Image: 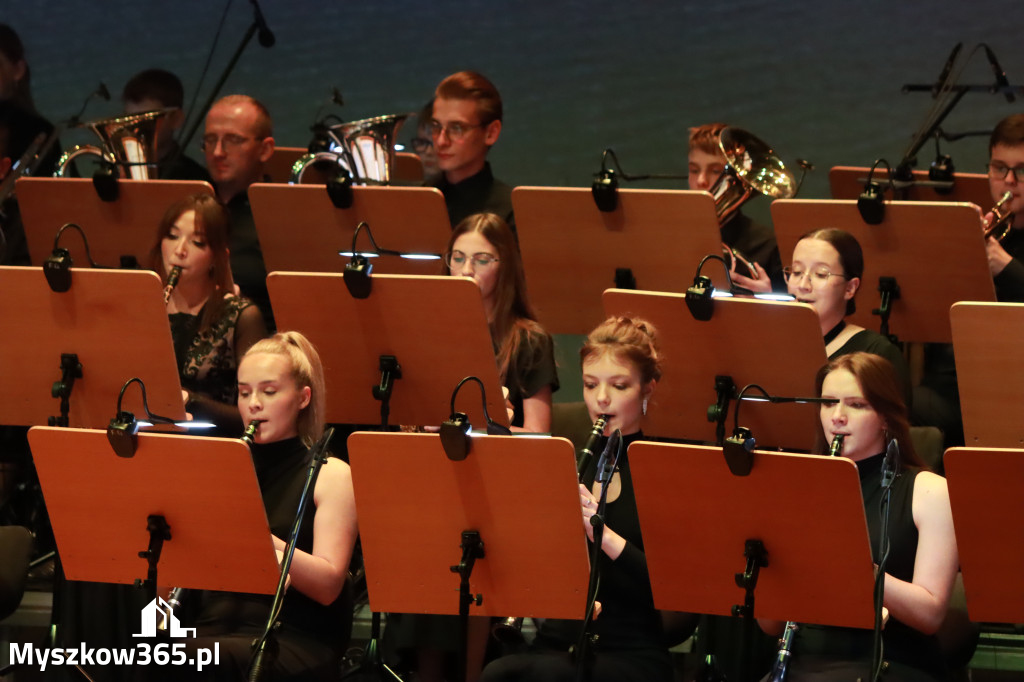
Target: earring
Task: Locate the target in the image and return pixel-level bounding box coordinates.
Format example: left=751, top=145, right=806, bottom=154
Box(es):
left=642, top=397, right=648, bottom=416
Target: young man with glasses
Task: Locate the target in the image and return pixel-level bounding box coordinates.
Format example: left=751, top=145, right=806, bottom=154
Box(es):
left=427, top=71, right=514, bottom=232
left=202, top=94, right=275, bottom=328
left=985, top=113, right=1024, bottom=301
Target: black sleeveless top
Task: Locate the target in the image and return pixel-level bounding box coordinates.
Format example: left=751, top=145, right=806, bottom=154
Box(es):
left=794, top=453, right=944, bottom=678
left=198, top=437, right=352, bottom=649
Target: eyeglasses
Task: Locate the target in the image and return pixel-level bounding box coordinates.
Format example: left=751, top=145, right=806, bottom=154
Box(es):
left=428, top=120, right=485, bottom=142
left=782, top=266, right=847, bottom=284
left=987, top=162, right=1024, bottom=182
left=410, top=136, right=433, bottom=153
left=444, top=251, right=500, bottom=269
left=200, top=134, right=264, bottom=152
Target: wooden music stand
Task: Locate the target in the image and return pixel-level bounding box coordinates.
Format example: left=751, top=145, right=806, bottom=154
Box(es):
left=249, top=183, right=450, bottom=277
left=772, top=199, right=995, bottom=343
left=393, top=151, right=425, bottom=183
left=829, top=166, right=992, bottom=208
left=950, top=302, right=1024, bottom=447
left=0, top=267, right=184, bottom=427
left=944, top=446, right=1024, bottom=623
left=28, top=427, right=279, bottom=594
left=263, top=146, right=305, bottom=184
left=602, top=289, right=826, bottom=449
left=629, top=441, right=875, bottom=626
left=16, top=177, right=214, bottom=266
left=347, top=431, right=588, bottom=618
left=513, top=187, right=724, bottom=335
left=267, top=272, right=508, bottom=428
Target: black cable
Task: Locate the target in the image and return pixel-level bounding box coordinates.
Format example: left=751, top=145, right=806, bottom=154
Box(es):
left=693, top=253, right=735, bottom=292
left=181, top=0, right=235, bottom=146
left=53, top=223, right=100, bottom=268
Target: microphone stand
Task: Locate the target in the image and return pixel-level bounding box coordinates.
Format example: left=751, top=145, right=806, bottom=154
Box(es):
left=574, top=430, right=622, bottom=682
left=178, top=0, right=275, bottom=155
left=247, top=427, right=334, bottom=682
left=868, top=440, right=900, bottom=682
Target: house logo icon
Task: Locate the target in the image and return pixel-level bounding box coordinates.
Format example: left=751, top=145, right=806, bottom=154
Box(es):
left=133, top=597, right=196, bottom=638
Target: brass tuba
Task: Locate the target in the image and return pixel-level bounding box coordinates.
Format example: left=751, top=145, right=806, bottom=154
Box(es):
left=54, top=108, right=174, bottom=180
left=291, top=113, right=411, bottom=185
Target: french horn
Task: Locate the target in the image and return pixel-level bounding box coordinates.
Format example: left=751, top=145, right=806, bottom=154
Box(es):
left=291, top=113, right=410, bottom=185
left=54, top=108, right=174, bottom=180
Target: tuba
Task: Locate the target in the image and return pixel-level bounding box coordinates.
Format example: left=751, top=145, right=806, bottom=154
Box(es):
left=54, top=108, right=174, bottom=180
left=291, top=113, right=410, bottom=185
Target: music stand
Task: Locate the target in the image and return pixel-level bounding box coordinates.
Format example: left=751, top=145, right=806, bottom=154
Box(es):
left=16, top=177, right=214, bottom=267
left=347, top=431, right=589, bottom=681
left=267, top=272, right=508, bottom=428
left=944, top=447, right=1024, bottom=623
left=263, top=146, right=305, bottom=183
left=27, top=427, right=279, bottom=596
left=629, top=441, right=875, bottom=679
left=602, top=289, right=826, bottom=449
left=512, top=187, right=724, bottom=334
left=772, top=199, right=995, bottom=343
left=829, top=167, right=992, bottom=208
left=249, top=183, right=450, bottom=277
left=950, top=302, right=1024, bottom=447
left=0, top=267, right=184, bottom=427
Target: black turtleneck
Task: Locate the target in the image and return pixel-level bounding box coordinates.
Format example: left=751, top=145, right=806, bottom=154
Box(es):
left=430, top=161, right=515, bottom=232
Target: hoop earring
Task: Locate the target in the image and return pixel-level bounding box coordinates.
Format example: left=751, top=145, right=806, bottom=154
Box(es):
left=642, top=397, right=648, bottom=416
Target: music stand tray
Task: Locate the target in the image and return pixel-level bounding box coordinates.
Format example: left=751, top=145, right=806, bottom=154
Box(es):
left=249, top=183, right=450, bottom=277
left=772, top=198, right=994, bottom=343
left=603, top=289, right=826, bottom=449
left=944, top=447, right=1024, bottom=623
left=347, top=431, right=588, bottom=618
left=0, top=267, right=183, bottom=427
left=16, top=177, right=214, bottom=267
left=512, top=187, right=723, bottom=335
left=28, top=427, right=279, bottom=594
left=829, top=167, right=991, bottom=208
left=630, top=441, right=875, bottom=628
left=267, top=272, right=508, bottom=428
left=951, top=302, right=1024, bottom=447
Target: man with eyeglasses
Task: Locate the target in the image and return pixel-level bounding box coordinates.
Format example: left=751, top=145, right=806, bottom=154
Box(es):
left=427, top=71, right=514, bottom=231
left=985, top=113, right=1024, bottom=302
left=202, top=94, right=276, bottom=328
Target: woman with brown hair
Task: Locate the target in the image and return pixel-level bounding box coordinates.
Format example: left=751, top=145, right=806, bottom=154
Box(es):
left=149, top=192, right=265, bottom=434
left=443, top=212, right=558, bottom=432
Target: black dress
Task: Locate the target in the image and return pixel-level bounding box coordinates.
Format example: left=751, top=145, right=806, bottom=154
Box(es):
left=502, top=326, right=559, bottom=429
left=784, top=453, right=945, bottom=682
left=479, top=431, right=673, bottom=682
left=160, top=437, right=353, bottom=681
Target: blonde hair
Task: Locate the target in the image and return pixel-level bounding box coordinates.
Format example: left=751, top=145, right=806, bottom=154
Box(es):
left=243, top=331, right=324, bottom=448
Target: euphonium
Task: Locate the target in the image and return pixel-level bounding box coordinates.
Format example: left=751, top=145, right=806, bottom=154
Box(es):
left=710, top=127, right=797, bottom=280
left=984, top=190, right=1015, bottom=242
left=291, top=113, right=410, bottom=185
left=491, top=415, right=610, bottom=644
left=54, top=108, right=174, bottom=180
left=163, top=266, right=182, bottom=305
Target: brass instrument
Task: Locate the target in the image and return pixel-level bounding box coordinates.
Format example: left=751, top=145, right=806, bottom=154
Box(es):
left=711, top=127, right=797, bottom=280
left=291, top=113, right=410, bottom=185
left=984, top=190, right=1015, bottom=242
left=54, top=108, right=174, bottom=180
left=158, top=421, right=262, bottom=631
left=491, top=415, right=610, bottom=644
left=768, top=435, right=845, bottom=680
left=162, top=266, right=182, bottom=305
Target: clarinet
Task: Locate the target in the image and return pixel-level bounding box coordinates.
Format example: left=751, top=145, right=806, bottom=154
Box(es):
left=492, top=415, right=609, bottom=644
left=162, top=266, right=182, bottom=305
left=767, top=435, right=845, bottom=680
left=158, top=420, right=263, bottom=630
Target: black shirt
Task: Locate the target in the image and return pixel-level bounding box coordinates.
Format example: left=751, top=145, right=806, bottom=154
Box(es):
left=430, top=162, right=515, bottom=231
